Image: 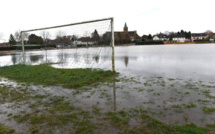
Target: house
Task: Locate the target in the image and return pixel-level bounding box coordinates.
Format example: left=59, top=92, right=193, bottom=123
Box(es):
left=153, top=34, right=169, bottom=41
left=75, top=37, right=96, bottom=46
left=56, top=44, right=72, bottom=48
left=153, top=35, right=159, bottom=41
left=0, top=42, right=9, bottom=47
left=141, top=35, right=149, bottom=41
left=209, top=38, right=214, bottom=42
left=172, top=35, right=186, bottom=42
left=191, top=33, right=208, bottom=41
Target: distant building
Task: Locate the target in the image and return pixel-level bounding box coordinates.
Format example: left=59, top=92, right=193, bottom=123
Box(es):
left=76, top=37, right=96, bottom=46
left=0, top=42, right=9, bottom=47
left=172, top=35, right=186, bottom=42
left=114, top=23, right=140, bottom=43
left=209, top=38, right=214, bottom=42
left=141, top=35, right=149, bottom=41
left=191, top=33, right=208, bottom=41
left=153, top=34, right=169, bottom=41
left=56, top=44, right=73, bottom=48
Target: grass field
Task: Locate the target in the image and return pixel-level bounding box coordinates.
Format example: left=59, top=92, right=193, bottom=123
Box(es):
left=0, top=64, right=117, bottom=89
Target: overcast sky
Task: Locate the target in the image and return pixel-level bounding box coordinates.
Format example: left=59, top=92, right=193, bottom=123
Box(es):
left=0, top=0, right=215, bottom=42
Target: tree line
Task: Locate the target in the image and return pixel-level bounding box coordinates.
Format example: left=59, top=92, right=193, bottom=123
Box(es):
left=7, top=29, right=112, bottom=47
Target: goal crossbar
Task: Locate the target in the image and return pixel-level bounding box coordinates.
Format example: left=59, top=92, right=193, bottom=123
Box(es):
left=21, top=17, right=113, bottom=33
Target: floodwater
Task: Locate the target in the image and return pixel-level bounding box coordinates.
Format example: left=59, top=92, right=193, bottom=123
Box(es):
left=1, top=44, right=215, bottom=80
left=0, top=44, right=215, bottom=132
left=115, top=44, right=215, bottom=81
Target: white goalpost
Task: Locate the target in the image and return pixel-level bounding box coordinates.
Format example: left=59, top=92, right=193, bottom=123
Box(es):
left=20, top=17, right=115, bottom=72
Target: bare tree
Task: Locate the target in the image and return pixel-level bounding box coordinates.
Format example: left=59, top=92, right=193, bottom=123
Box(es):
left=55, top=30, right=66, bottom=39
left=84, top=31, right=90, bottom=38
left=164, top=31, right=170, bottom=35
left=23, top=32, right=29, bottom=42
left=55, top=31, right=68, bottom=45
left=14, top=30, right=21, bottom=43
left=205, top=30, right=213, bottom=34
left=0, top=32, right=4, bottom=41
left=40, top=31, right=51, bottom=43
left=14, top=30, right=29, bottom=44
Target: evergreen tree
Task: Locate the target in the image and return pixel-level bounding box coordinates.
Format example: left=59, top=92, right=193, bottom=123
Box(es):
left=185, top=31, right=191, bottom=39
left=169, top=35, right=173, bottom=41
left=91, top=29, right=100, bottom=42
left=9, top=34, right=16, bottom=46
left=28, top=34, right=43, bottom=44
left=101, top=33, right=111, bottom=45
left=148, top=34, right=152, bottom=40
left=181, top=30, right=185, bottom=35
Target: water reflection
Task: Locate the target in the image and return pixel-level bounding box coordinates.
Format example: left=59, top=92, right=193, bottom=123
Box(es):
left=124, top=56, right=129, bottom=67
left=29, top=55, right=44, bottom=63
left=57, top=52, right=65, bottom=63
left=73, top=52, right=79, bottom=63
left=45, top=51, right=48, bottom=63
left=84, top=53, right=91, bottom=65
left=11, top=55, right=17, bottom=65
left=113, top=80, right=116, bottom=111
left=93, top=55, right=99, bottom=63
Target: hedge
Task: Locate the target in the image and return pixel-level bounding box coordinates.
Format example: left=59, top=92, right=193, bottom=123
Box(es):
left=194, top=40, right=211, bottom=44
left=0, top=44, right=57, bottom=51
left=136, top=41, right=164, bottom=45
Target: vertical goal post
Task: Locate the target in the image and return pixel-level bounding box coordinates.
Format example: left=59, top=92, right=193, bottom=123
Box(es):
left=20, top=17, right=115, bottom=72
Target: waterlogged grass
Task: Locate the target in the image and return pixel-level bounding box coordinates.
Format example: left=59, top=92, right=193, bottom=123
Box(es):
left=0, top=85, right=30, bottom=103
left=0, top=70, right=215, bottom=133
left=0, top=64, right=117, bottom=88
left=202, top=107, right=215, bottom=114
left=0, top=124, right=15, bottom=134
left=12, top=96, right=96, bottom=133
left=184, top=103, right=196, bottom=108
left=11, top=106, right=211, bottom=134
left=118, top=110, right=209, bottom=134
left=0, top=83, right=211, bottom=133
left=104, top=111, right=129, bottom=128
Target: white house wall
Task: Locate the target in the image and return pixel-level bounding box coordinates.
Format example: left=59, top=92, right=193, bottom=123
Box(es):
left=153, top=36, right=160, bottom=41
left=173, top=38, right=186, bottom=42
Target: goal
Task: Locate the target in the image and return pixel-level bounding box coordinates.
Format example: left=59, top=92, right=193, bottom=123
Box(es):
left=20, top=18, right=115, bottom=71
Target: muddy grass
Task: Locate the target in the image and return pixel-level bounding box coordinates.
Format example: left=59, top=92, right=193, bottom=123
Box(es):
left=0, top=65, right=215, bottom=133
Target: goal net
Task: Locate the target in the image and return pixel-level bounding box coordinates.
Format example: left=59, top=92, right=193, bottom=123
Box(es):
left=13, top=18, right=114, bottom=71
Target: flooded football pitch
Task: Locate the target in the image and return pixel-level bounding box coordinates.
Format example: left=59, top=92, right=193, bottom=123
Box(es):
left=0, top=44, right=215, bottom=133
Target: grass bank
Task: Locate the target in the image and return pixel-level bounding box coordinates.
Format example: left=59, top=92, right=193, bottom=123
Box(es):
left=0, top=64, right=117, bottom=88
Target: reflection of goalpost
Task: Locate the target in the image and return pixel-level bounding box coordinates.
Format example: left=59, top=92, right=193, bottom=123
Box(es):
left=20, top=18, right=115, bottom=72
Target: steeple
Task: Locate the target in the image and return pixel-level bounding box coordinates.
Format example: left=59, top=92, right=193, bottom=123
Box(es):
left=124, top=22, right=128, bottom=32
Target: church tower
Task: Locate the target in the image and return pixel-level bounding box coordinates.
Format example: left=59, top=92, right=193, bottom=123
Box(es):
left=124, top=23, right=128, bottom=32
